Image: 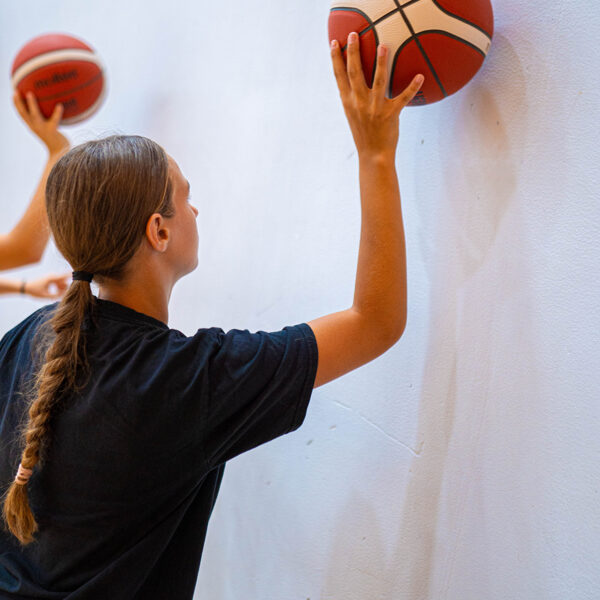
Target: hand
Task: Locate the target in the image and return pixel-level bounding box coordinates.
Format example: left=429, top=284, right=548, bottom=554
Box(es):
left=13, top=92, right=70, bottom=158
left=25, top=273, right=70, bottom=299
left=330, top=32, right=424, bottom=159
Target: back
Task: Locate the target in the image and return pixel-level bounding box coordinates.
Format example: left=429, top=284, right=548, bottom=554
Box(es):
left=0, top=299, right=318, bottom=599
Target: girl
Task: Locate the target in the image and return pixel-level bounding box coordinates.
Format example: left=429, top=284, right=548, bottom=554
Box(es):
left=0, top=37, right=423, bottom=598
left=0, top=92, right=70, bottom=300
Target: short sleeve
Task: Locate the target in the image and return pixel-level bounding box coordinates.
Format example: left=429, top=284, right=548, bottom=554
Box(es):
left=203, top=323, right=318, bottom=468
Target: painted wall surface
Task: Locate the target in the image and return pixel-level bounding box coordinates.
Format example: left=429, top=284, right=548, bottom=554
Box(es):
left=1, top=2, right=599, bottom=599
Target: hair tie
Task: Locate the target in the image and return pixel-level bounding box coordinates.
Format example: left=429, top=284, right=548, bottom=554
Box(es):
left=72, top=271, right=94, bottom=283
left=14, top=463, right=33, bottom=486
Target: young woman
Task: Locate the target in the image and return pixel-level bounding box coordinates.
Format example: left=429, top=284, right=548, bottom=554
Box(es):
left=0, top=37, right=424, bottom=599
left=0, top=92, right=70, bottom=300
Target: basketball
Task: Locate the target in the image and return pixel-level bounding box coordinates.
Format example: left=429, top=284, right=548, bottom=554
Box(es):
left=11, top=33, right=106, bottom=124
left=328, top=0, right=494, bottom=106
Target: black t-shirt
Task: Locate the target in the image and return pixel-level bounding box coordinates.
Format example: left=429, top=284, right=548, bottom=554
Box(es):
left=0, top=299, right=318, bottom=599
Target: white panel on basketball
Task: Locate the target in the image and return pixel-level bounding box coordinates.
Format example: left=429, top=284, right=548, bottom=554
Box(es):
left=330, top=0, right=398, bottom=23
left=403, top=0, right=492, bottom=54
left=11, top=49, right=101, bottom=88
left=373, top=12, right=412, bottom=60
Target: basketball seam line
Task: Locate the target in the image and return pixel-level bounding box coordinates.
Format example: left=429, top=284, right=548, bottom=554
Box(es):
left=431, top=0, right=493, bottom=39
left=392, top=0, right=447, bottom=98
left=354, top=8, right=401, bottom=48
left=332, top=6, right=399, bottom=32
left=413, top=29, right=487, bottom=58
left=389, top=29, right=486, bottom=100
left=399, top=0, right=423, bottom=10
left=332, top=7, right=392, bottom=49
left=332, top=7, right=380, bottom=87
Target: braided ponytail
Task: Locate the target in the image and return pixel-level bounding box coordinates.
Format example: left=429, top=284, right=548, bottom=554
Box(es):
left=3, top=280, right=93, bottom=544
left=2, top=135, right=173, bottom=545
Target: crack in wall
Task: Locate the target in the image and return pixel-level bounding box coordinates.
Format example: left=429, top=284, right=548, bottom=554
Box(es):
left=331, top=398, right=423, bottom=456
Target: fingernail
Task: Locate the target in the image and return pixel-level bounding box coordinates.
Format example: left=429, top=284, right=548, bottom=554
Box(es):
left=349, top=32, right=358, bottom=43
left=331, top=39, right=338, bottom=49
left=378, top=45, right=386, bottom=57
left=416, top=74, right=424, bottom=85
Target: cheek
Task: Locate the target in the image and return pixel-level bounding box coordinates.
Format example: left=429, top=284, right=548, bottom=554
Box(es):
left=188, top=216, right=199, bottom=247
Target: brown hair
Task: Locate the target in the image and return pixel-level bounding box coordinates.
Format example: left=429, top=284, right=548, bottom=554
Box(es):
left=2, top=135, right=174, bottom=545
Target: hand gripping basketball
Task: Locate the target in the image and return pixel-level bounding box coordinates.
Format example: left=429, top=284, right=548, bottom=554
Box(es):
left=13, top=91, right=69, bottom=157
left=330, top=32, right=423, bottom=158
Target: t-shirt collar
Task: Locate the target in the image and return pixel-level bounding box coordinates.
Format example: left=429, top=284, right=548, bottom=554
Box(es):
left=93, top=297, right=169, bottom=330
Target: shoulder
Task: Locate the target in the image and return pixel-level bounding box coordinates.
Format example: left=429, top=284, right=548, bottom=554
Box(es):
left=0, top=303, right=57, bottom=350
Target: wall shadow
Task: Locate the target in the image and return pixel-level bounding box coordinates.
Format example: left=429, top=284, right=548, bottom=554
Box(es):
left=319, top=33, right=528, bottom=599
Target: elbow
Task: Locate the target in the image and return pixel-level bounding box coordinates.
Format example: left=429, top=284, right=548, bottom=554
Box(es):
left=380, top=313, right=407, bottom=350
left=22, top=248, right=44, bottom=266
left=388, top=317, right=407, bottom=346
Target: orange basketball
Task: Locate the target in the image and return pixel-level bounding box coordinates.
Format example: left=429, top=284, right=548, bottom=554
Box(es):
left=11, top=33, right=106, bottom=124
left=328, top=0, right=494, bottom=106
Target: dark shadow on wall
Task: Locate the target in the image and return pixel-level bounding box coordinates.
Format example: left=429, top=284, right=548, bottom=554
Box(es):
left=319, top=33, right=528, bottom=599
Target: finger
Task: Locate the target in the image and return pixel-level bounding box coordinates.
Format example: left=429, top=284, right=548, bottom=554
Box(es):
left=49, top=275, right=69, bottom=290
left=49, top=103, right=64, bottom=126
left=393, top=74, right=425, bottom=110
left=346, top=32, right=368, bottom=94
left=42, top=281, right=58, bottom=297
left=330, top=39, right=351, bottom=99
left=13, top=91, right=30, bottom=121
left=372, top=44, right=389, bottom=101
left=25, top=92, right=43, bottom=121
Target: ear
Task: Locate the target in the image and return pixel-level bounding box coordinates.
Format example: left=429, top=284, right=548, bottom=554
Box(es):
left=145, top=213, right=170, bottom=252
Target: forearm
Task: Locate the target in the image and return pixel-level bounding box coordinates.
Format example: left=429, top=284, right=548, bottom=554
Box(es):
left=352, top=152, right=407, bottom=338
left=0, top=277, right=24, bottom=295
left=0, top=152, right=63, bottom=270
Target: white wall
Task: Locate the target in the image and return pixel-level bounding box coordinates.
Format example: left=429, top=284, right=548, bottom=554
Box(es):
left=1, top=2, right=599, bottom=599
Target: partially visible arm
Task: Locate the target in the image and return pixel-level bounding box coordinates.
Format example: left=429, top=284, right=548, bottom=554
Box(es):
left=0, top=273, right=69, bottom=298
left=0, top=278, right=21, bottom=295
left=308, top=154, right=407, bottom=387
left=0, top=154, right=63, bottom=269
left=308, top=35, right=424, bottom=388
left=0, top=93, right=69, bottom=271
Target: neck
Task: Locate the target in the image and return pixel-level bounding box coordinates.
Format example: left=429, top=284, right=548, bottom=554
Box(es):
left=97, top=261, right=174, bottom=325
left=98, top=285, right=171, bottom=325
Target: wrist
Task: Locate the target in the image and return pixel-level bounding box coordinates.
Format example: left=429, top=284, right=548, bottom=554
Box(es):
left=47, top=144, right=70, bottom=161
left=358, top=151, right=397, bottom=168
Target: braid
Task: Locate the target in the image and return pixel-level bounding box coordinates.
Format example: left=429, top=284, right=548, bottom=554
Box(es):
left=2, top=281, right=92, bottom=545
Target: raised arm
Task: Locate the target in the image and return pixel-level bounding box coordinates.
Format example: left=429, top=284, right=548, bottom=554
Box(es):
left=0, top=93, right=69, bottom=271
left=308, top=34, right=424, bottom=388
